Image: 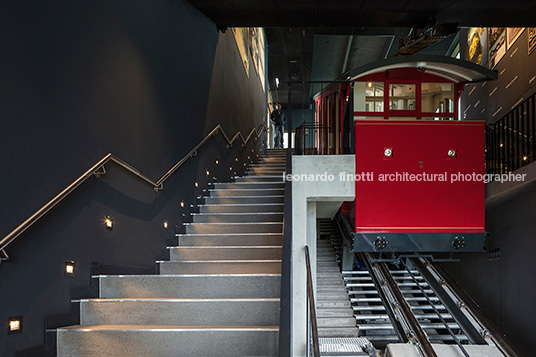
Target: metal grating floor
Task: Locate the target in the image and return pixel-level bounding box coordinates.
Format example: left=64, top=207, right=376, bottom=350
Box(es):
left=318, top=337, right=373, bottom=356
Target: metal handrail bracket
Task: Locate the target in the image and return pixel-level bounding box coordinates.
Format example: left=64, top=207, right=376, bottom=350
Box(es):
left=0, top=122, right=266, bottom=262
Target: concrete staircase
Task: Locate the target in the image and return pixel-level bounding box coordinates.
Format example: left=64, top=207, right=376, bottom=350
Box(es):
left=57, top=149, right=287, bottom=356
left=316, top=222, right=359, bottom=339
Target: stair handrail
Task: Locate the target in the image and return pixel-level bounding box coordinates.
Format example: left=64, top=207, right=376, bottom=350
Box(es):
left=0, top=122, right=267, bottom=262
left=305, top=245, right=320, bottom=357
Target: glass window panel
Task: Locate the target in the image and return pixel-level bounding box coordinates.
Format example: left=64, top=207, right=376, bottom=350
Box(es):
left=389, top=84, right=416, bottom=110
left=354, top=82, right=384, bottom=112
left=421, top=83, right=454, bottom=113
left=421, top=117, right=457, bottom=121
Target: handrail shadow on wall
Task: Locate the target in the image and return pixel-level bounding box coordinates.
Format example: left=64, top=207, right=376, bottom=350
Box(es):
left=0, top=122, right=267, bottom=262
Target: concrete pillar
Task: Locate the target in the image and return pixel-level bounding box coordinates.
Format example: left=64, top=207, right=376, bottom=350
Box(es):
left=290, top=155, right=355, bottom=356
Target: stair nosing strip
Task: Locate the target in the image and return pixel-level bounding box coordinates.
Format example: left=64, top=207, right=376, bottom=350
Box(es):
left=93, top=273, right=282, bottom=278
left=167, top=246, right=283, bottom=249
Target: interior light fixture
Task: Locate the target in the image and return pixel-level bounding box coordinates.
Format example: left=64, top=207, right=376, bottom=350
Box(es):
left=8, top=317, right=22, bottom=335
left=368, top=82, right=372, bottom=88
left=523, top=156, right=528, bottom=161
left=104, top=216, right=113, bottom=230
left=65, top=261, right=75, bottom=276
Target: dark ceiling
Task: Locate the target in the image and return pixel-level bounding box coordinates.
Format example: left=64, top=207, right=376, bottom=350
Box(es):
left=185, top=0, right=536, bottom=28
left=185, top=0, right=536, bottom=110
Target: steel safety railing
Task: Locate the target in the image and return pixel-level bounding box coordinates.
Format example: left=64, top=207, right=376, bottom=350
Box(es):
left=295, top=123, right=336, bottom=155
left=305, top=245, right=320, bottom=357
left=0, top=123, right=266, bottom=263
left=486, top=91, right=536, bottom=175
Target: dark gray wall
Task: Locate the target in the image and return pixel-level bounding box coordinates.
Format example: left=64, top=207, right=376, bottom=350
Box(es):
left=442, top=181, right=536, bottom=356
left=0, top=1, right=266, bottom=355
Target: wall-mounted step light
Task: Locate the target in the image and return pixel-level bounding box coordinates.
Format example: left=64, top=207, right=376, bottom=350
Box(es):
left=8, top=317, right=22, bottom=335
left=195, top=182, right=199, bottom=187
left=206, top=170, right=210, bottom=176
left=215, top=160, right=219, bottom=165
left=104, top=216, right=113, bottom=230
left=180, top=201, right=185, bottom=207
left=235, top=158, right=238, bottom=162
left=163, top=221, right=168, bottom=229
left=65, top=261, right=75, bottom=276
left=229, top=167, right=232, bottom=171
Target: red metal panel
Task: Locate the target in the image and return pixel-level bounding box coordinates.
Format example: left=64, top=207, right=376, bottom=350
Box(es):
left=354, top=120, right=485, bottom=233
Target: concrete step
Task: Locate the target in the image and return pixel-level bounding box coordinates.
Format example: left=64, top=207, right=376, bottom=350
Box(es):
left=317, top=293, right=350, bottom=301
left=318, top=261, right=339, bottom=267
left=247, top=169, right=286, bottom=174
left=158, top=260, right=282, bottom=274
left=318, top=327, right=359, bottom=338
left=192, top=212, right=283, bottom=223
left=168, top=246, right=282, bottom=261
left=209, top=188, right=284, bottom=196
left=316, top=309, right=355, bottom=318
left=234, top=176, right=283, bottom=182
left=250, top=164, right=287, bottom=168
left=98, top=274, right=281, bottom=299
left=79, top=298, right=280, bottom=326
left=317, top=300, right=351, bottom=309
left=213, top=182, right=284, bottom=189
left=199, top=203, right=284, bottom=213
left=246, top=166, right=286, bottom=174
left=259, top=160, right=286, bottom=164
left=184, top=222, right=283, bottom=234
left=176, top=233, right=283, bottom=246
left=204, top=195, right=284, bottom=204
left=57, top=325, right=278, bottom=357
left=317, top=317, right=357, bottom=328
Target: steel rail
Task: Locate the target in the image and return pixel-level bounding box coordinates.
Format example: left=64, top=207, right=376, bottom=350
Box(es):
left=0, top=123, right=266, bottom=262
left=305, top=245, right=320, bottom=357
left=400, top=259, right=471, bottom=357
left=375, top=259, right=438, bottom=357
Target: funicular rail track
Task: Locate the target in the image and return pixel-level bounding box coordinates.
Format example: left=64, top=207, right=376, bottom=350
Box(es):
left=332, top=215, right=520, bottom=357
left=342, top=253, right=520, bottom=356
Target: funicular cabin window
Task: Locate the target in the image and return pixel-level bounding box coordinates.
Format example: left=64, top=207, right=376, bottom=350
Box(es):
left=389, top=84, right=416, bottom=111
left=354, top=82, right=384, bottom=112
left=421, top=83, right=454, bottom=113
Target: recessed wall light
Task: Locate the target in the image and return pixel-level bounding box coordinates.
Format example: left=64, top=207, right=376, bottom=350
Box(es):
left=163, top=221, right=168, bottom=229
left=8, top=317, right=22, bottom=334
left=104, top=216, right=113, bottom=230
left=206, top=170, right=210, bottom=175
left=195, top=182, right=199, bottom=187
left=215, top=160, right=219, bottom=165
left=180, top=201, right=185, bottom=207
left=65, top=261, right=75, bottom=276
